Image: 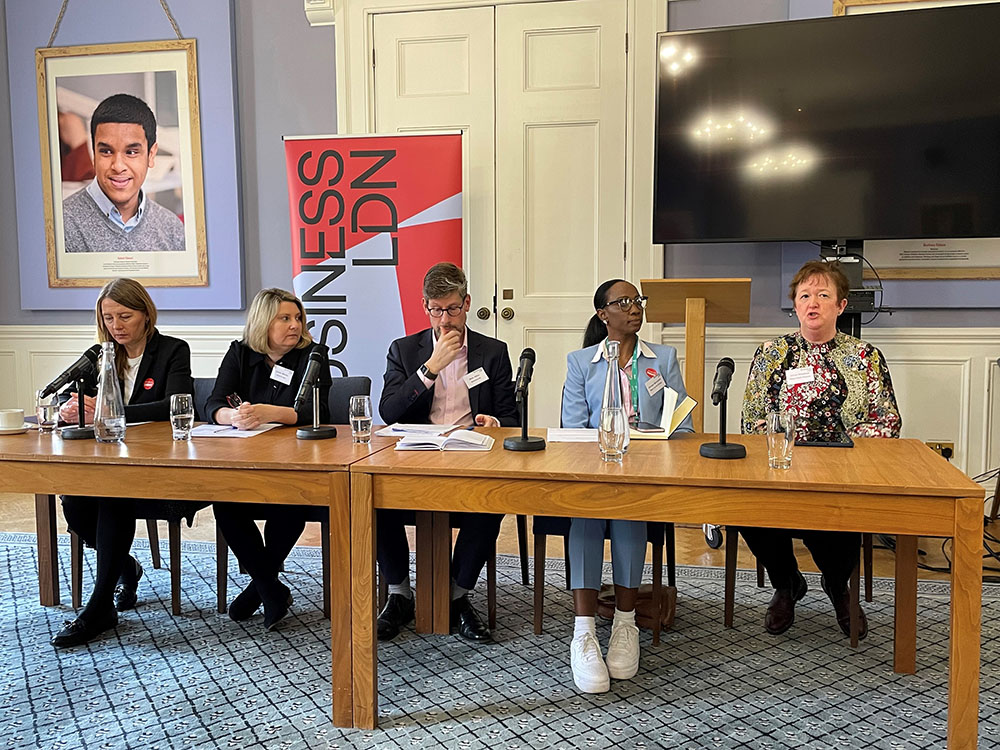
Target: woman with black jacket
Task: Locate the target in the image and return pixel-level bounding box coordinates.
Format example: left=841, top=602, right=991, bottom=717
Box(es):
left=52, top=278, right=197, bottom=648
left=206, top=288, right=331, bottom=631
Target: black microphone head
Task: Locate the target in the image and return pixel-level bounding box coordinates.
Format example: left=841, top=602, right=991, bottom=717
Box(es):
left=520, top=348, right=536, bottom=364
left=84, top=343, right=102, bottom=363
left=308, top=348, right=324, bottom=363
left=718, top=357, right=734, bottom=371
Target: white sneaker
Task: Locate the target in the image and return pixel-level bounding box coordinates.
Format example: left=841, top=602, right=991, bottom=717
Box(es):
left=605, top=621, right=640, bottom=680
left=570, top=632, right=610, bottom=693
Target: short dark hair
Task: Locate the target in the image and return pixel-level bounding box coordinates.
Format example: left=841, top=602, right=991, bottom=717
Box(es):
left=789, top=260, right=850, bottom=303
left=422, top=262, right=467, bottom=301
left=90, top=93, right=157, bottom=150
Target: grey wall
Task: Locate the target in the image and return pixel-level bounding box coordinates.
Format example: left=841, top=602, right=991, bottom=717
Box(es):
left=0, top=0, right=335, bottom=326
left=1, top=0, right=995, bottom=327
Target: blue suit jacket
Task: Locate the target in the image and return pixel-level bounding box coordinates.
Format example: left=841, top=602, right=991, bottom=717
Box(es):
left=379, top=327, right=519, bottom=427
left=560, top=338, right=693, bottom=433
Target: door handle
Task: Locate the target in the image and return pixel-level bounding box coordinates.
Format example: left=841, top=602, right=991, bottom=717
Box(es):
left=500, top=307, right=515, bottom=320
left=477, top=307, right=491, bottom=320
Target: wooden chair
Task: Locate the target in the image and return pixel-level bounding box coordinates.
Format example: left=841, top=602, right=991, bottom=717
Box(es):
left=723, top=527, right=873, bottom=647
left=531, top=516, right=676, bottom=645
left=213, top=376, right=372, bottom=618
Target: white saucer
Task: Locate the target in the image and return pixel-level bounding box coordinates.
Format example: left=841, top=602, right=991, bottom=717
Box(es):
left=0, top=424, right=31, bottom=435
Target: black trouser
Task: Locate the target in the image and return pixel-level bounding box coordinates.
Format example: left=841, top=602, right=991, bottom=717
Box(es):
left=738, top=527, right=861, bottom=593
left=61, top=495, right=138, bottom=618
left=376, top=509, right=504, bottom=591
left=213, top=503, right=308, bottom=595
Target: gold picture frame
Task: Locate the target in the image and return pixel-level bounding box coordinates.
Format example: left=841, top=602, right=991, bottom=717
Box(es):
left=36, top=39, right=208, bottom=288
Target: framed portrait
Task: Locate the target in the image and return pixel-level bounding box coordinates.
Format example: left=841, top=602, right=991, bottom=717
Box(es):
left=36, top=39, right=208, bottom=288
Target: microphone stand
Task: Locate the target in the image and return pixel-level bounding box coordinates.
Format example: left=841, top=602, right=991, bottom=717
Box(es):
left=503, top=389, right=545, bottom=452
left=62, top=379, right=95, bottom=440
left=296, top=384, right=337, bottom=440
left=699, top=392, right=746, bottom=459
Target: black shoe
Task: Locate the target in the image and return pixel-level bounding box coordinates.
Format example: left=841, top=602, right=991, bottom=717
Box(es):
left=377, top=593, right=415, bottom=642
left=50, top=609, right=118, bottom=648
left=764, top=571, right=808, bottom=635
left=450, top=595, right=491, bottom=643
left=262, top=580, right=292, bottom=632
left=113, top=559, right=143, bottom=612
left=821, top=575, right=869, bottom=640
left=228, top=582, right=263, bottom=622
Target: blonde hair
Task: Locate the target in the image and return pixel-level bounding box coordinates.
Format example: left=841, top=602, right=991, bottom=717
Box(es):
left=243, top=288, right=312, bottom=354
left=95, top=278, right=156, bottom=381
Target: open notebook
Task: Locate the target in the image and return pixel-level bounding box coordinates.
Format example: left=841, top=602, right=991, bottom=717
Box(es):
left=629, top=388, right=697, bottom=440
left=394, top=430, right=495, bottom=451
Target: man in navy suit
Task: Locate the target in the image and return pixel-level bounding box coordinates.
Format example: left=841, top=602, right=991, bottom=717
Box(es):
left=378, top=262, right=518, bottom=643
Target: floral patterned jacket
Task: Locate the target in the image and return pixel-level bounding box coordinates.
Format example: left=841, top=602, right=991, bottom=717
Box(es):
left=741, top=331, right=901, bottom=441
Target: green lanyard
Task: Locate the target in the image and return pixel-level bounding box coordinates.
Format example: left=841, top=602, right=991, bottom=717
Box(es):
left=608, top=338, right=640, bottom=424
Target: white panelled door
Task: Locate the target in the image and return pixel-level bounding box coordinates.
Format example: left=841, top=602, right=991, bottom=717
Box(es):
left=495, top=0, right=627, bottom=428
left=372, top=7, right=497, bottom=336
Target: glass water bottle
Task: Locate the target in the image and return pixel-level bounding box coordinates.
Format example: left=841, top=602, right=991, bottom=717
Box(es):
left=598, top=339, right=627, bottom=463
left=94, top=341, right=126, bottom=443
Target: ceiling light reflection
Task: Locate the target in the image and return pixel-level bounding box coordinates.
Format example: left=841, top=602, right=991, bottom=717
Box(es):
left=661, top=42, right=698, bottom=76
left=743, top=143, right=819, bottom=181
left=687, top=109, right=774, bottom=149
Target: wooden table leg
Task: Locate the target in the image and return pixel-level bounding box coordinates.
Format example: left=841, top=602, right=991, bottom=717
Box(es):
left=947, top=498, right=982, bottom=749
left=330, top=474, right=353, bottom=728
left=432, top=511, right=451, bottom=634
left=34, top=494, right=60, bottom=606
left=414, top=511, right=433, bottom=634
left=893, top=534, right=917, bottom=674
left=350, top=472, right=377, bottom=729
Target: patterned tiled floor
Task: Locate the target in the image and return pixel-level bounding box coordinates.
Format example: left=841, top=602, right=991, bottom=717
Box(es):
left=2, top=532, right=997, bottom=749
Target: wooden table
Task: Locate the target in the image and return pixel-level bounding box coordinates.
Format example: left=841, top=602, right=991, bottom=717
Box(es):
left=349, top=430, right=984, bottom=748
left=0, top=422, right=395, bottom=729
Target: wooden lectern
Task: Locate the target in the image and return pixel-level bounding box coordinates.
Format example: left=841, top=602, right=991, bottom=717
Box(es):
left=640, top=278, right=751, bottom=431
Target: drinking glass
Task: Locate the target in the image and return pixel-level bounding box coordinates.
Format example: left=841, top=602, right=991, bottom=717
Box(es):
left=35, top=390, right=59, bottom=434
left=766, top=411, right=795, bottom=469
left=170, top=393, right=195, bottom=441
left=349, top=395, right=373, bottom=444
left=598, top=407, right=627, bottom=463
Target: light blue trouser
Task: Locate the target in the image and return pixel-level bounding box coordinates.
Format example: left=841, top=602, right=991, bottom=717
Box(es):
left=568, top=517, right=647, bottom=591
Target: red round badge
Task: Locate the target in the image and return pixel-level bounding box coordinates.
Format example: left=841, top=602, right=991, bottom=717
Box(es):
left=143, top=378, right=154, bottom=390
left=646, top=368, right=658, bottom=378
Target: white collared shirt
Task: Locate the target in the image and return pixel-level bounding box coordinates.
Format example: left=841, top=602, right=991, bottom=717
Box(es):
left=86, top=178, right=147, bottom=232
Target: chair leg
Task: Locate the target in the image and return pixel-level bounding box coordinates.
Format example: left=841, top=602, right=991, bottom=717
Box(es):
left=562, top=536, right=572, bottom=590
left=849, top=561, right=861, bottom=648
left=863, top=532, right=873, bottom=603
left=70, top=530, right=83, bottom=610
left=756, top=561, right=765, bottom=588
left=487, top=544, right=497, bottom=630
left=533, top=533, right=546, bottom=635
left=321, top=516, right=331, bottom=619
left=168, top=520, right=181, bottom=616
left=665, top=523, right=676, bottom=589
left=216, top=525, right=228, bottom=614
left=146, top=519, right=161, bottom=569
left=651, top=542, right=663, bottom=646
left=378, top=570, right=388, bottom=610
left=724, top=527, right=737, bottom=628
left=516, top=514, right=529, bottom=586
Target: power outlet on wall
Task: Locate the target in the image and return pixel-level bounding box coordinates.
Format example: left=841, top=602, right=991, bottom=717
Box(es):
left=926, top=441, right=955, bottom=460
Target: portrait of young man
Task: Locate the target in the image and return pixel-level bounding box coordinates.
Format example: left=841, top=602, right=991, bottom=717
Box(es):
left=61, top=93, right=185, bottom=254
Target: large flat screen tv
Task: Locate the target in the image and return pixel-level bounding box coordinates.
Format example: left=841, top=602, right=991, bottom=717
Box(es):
left=653, top=4, right=1000, bottom=245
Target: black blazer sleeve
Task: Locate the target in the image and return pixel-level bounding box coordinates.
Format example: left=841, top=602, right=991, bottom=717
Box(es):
left=205, top=341, right=243, bottom=423
left=485, top=341, right=518, bottom=427
left=379, top=336, right=433, bottom=425
left=124, top=333, right=193, bottom=423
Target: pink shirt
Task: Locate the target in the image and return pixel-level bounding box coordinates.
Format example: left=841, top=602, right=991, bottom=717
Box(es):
left=417, top=328, right=473, bottom=426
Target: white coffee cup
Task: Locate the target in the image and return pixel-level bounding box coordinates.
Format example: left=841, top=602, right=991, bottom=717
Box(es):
left=0, top=408, right=25, bottom=429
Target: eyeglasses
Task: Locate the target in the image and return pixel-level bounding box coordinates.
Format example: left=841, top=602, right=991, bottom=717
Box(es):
left=426, top=303, right=466, bottom=318
left=603, top=296, right=648, bottom=311
left=226, top=393, right=243, bottom=409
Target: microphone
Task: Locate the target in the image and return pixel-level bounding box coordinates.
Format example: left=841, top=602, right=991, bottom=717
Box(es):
left=39, top=344, right=101, bottom=398
left=293, top=347, right=325, bottom=412
left=710, top=357, right=735, bottom=406
left=514, top=348, right=536, bottom=400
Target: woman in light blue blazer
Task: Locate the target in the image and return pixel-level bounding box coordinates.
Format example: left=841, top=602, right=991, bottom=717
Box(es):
left=561, top=279, right=693, bottom=694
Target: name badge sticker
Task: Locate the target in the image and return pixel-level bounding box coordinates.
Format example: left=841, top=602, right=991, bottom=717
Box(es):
left=271, top=364, right=295, bottom=385
left=645, top=372, right=666, bottom=397
left=463, top=367, right=490, bottom=388
left=786, top=366, right=814, bottom=386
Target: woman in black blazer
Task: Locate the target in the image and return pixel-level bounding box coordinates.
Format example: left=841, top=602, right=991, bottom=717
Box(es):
left=207, top=288, right=331, bottom=631
left=52, top=278, right=196, bottom=648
